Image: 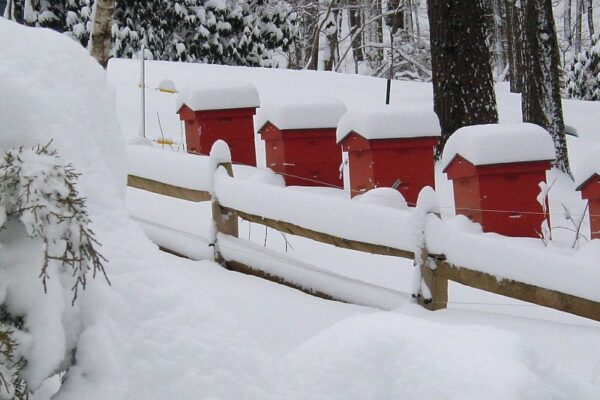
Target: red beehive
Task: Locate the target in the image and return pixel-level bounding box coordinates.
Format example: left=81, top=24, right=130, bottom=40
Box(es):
left=442, top=123, right=556, bottom=238
left=576, top=172, right=600, bottom=240
left=177, top=82, right=260, bottom=166
left=258, top=97, right=347, bottom=187
left=336, top=107, right=440, bottom=205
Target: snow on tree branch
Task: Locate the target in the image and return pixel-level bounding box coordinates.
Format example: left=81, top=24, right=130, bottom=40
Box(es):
left=0, top=141, right=109, bottom=306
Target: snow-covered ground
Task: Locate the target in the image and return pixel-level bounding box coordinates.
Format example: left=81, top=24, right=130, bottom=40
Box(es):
left=2, top=19, right=600, bottom=400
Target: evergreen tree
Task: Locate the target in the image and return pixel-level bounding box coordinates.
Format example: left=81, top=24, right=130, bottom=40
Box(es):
left=112, top=0, right=298, bottom=66
left=566, top=34, right=600, bottom=100
left=10, top=0, right=297, bottom=67
left=10, top=0, right=91, bottom=46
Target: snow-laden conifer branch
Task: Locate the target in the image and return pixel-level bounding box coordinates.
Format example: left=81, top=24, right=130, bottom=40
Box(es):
left=0, top=141, right=109, bottom=306
left=0, top=309, right=28, bottom=400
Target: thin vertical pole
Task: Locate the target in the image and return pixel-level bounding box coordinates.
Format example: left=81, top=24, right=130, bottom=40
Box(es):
left=386, top=31, right=394, bottom=105
left=140, top=44, right=146, bottom=138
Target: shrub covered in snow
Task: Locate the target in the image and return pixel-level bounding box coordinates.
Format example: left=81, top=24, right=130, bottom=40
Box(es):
left=0, top=143, right=108, bottom=398
left=565, top=34, right=600, bottom=101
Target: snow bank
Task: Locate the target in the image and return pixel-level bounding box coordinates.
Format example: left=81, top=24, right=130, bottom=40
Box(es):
left=270, top=310, right=563, bottom=400
left=176, top=81, right=260, bottom=112
left=219, top=235, right=408, bottom=310
left=0, top=21, right=126, bottom=192
left=336, top=106, right=440, bottom=142
left=427, top=215, right=600, bottom=302
left=441, top=123, right=556, bottom=170
left=127, top=144, right=284, bottom=191
left=0, top=19, right=128, bottom=394
left=357, top=187, right=409, bottom=210
left=214, top=173, right=419, bottom=252
left=256, top=96, right=347, bottom=131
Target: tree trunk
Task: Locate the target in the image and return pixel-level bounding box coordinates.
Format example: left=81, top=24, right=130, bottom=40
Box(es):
left=413, top=0, right=421, bottom=38
left=505, top=0, right=523, bottom=92
left=564, top=0, right=572, bottom=45
left=386, top=0, right=404, bottom=34
left=587, top=0, right=594, bottom=36
left=348, top=0, right=364, bottom=63
left=89, top=0, right=116, bottom=69
left=484, top=0, right=507, bottom=78
left=306, top=25, right=320, bottom=70
left=405, top=0, right=414, bottom=35
left=323, top=10, right=338, bottom=71
left=427, top=0, right=499, bottom=159
left=521, top=0, right=571, bottom=174
left=574, top=0, right=583, bottom=54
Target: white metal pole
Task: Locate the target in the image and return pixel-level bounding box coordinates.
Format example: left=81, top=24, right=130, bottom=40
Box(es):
left=140, top=44, right=146, bottom=138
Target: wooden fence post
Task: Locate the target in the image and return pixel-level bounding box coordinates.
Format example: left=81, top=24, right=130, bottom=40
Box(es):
left=413, top=188, right=448, bottom=311
left=209, top=141, right=238, bottom=266
left=417, top=243, right=448, bottom=311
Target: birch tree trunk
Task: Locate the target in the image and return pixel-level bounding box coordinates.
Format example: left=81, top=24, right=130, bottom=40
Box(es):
left=89, top=0, right=116, bottom=69
left=427, top=0, right=499, bottom=159
left=521, top=0, right=571, bottom=175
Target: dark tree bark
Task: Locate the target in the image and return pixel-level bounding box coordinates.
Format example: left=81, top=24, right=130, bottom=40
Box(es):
left=386, top=0, right=404, bottom=34
left=427, top=0, right=499, bottom=159
left=587, top=0, right=594, bottom=36
left=564, top=0, right=572, bottom=45
left=574, top=0, right=583, bottom=54
left=505, top=0, right=523, bottom=92
left=483, top=0, right=508, bottom=78
left=348, top=0, right=364, bottom=63
left=520, top=0, right=571, bottom=174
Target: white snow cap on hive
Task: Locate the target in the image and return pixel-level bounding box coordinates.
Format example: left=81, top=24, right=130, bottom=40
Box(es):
left=176, top=81, right=260, bottom=112
left=256, top=96, right=347, bottom=131
left=336, top=106, right=440, bottom=143
left=441, top=123, right=556, bottom=170
left=574, top=156, right=600, bottom=189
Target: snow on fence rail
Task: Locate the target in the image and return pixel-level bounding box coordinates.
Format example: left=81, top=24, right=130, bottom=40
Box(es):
left=126, top=142, right=600, bottom=322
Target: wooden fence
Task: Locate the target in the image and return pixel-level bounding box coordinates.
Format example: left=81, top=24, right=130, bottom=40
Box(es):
left=127, top=162, right=600, bottom=323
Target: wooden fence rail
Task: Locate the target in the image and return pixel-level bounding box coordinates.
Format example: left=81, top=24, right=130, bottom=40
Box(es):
left=127, top=171, right=600, bottom=323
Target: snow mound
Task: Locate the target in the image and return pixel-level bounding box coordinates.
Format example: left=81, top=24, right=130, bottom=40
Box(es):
left=176, top=81, right=260, bottom=112
left=337, top=106, right=440, bottom=142
left=441, top=123, right=556, bottom=170
left=256, top=96, right=347, bottom=131
left=270, top=311, right=559, bottom=399
left=357, top=188, right=408, bottom=210
left=0, top=20, right=125, bottom=193
left=157, top=78, right=177, bottom=93
left=0, top=19, right=129, bottom=396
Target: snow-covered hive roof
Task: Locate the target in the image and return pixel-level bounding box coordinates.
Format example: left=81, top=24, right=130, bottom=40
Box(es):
left=336, top=106, right=441, bottom=143
left=575, top=157, right=600, bottom=190
left=256, top=97, right=347, bottom=131
left=176, top=81, right=260, bottom=112
left=441, top=123, right=556, bottom=170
